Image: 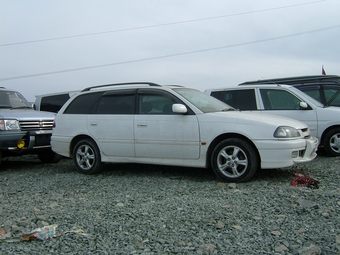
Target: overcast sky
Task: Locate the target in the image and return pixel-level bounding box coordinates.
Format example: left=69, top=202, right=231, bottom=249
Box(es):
left=1, top=0, right=340, bottom=102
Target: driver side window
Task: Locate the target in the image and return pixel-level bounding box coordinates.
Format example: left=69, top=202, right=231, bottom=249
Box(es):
left=138, top=93, right=177, bottom=115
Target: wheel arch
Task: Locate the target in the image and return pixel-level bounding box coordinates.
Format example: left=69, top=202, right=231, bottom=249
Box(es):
left=70, top=135, right=99, bottom=158
left=206, top=133, right=260, bottom=168
left=320, top=125, right=340, bottom=145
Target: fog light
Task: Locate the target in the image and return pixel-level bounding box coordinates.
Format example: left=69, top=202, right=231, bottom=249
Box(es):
left=17, top=140, right=25, bottom=149
left=291, top=151, right=299, bottom=158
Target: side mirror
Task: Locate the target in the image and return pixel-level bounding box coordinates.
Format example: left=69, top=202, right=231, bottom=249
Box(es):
left=300, top=102, right=308, bottom=109
left=172, top=104, right=187, bottom=114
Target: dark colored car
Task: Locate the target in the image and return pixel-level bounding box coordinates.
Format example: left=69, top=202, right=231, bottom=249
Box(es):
left=239, top=75, right=340, bottom=107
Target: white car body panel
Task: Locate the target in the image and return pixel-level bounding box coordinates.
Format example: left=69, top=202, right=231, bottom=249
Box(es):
left=87, top=114, right=135, bottom=157
left=134, top=114, right=200, bottom=159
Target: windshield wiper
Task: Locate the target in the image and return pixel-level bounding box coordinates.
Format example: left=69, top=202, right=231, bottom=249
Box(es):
left=0, top=105, right=13, bottom=109
left=12, top=106, right=32, bottom=109
left=222, top=108, right=236, bottom=111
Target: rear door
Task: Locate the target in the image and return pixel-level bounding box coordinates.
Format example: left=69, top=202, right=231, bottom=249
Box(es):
left=87, top=90, right=136, bottom=157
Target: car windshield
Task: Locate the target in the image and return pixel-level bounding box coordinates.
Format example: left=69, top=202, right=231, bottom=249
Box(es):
left=0, top=91, right=32, bottom=109
left=174, top=88, right=234, bottom=113
left=291, top=87, right=324, bottom=107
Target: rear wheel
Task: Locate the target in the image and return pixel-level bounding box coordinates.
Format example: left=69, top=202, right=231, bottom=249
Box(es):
left=73, top=139, right=103, bottom=174
left=323, top=128, right=340, bottom=157
left=211, top=138, right=259, bottom=182
left=38, top=149, right=62, bottom=163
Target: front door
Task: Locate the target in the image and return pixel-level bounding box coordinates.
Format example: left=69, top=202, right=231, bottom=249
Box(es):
left=134, top=89, right=200, bottom=159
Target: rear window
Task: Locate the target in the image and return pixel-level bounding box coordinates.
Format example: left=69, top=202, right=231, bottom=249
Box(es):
left=40, top=94, right=70, bottom=113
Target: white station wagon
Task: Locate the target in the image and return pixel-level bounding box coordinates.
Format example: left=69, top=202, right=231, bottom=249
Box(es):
left=51, top=82, right=318, bottom=182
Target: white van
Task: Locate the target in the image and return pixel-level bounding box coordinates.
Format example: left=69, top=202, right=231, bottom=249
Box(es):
left=34, top=91, right=79, bottom=113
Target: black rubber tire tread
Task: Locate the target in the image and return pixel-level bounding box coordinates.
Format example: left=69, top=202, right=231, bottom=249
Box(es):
left=73, top=139, right=103, bottom=174
left=211, top=138, right=259, bottom=182
left=38, top=149, right=62, bottom=163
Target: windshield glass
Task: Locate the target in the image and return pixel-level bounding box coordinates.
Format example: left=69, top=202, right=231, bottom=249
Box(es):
left=292, top=87, right=324, bottom=107
left=174, top=88, right=233, bottom=113
left=0, top=90, right=32, bottom=108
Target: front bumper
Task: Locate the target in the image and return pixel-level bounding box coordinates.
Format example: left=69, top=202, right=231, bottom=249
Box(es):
left=255, top=136, right=319, bottom=169
left=0, top=130, right=52, bottom=151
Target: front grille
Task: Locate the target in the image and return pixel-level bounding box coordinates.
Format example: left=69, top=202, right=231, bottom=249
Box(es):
left=299, top=128, right=311, bottom=139
left=19, top=120, right=54, bottom=131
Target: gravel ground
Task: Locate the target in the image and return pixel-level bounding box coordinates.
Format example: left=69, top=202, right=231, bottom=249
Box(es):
left=0, top=150, right=339, bottom=255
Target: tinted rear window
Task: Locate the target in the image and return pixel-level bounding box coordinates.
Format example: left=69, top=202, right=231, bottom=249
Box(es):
left=41, top=94, right=70, bottom=113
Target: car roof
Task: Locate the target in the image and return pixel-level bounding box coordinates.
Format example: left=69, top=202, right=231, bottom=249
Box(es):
left=0, top=87, right=16, bottom=92
left=207, top=84, right=295, bottom=91
left=80, top=82, right=184, bottom=93
left=35, top=90, right=80, bottom=98
left=239, top=75, right=340, bottom=86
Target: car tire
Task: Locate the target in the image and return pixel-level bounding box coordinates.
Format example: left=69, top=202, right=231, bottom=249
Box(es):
left=211, top=138, right=259, bottom=182
left=323, top=128, right=340, bottom=157
left=38, top=149, right=62, bottom=163
left=73, top=139, right=103, bottom=174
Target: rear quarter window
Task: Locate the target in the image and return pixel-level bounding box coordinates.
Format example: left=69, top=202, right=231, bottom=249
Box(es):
left=64, top=92, right=103, bottom=114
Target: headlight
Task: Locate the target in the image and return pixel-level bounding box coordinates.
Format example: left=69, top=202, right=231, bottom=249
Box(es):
left=274, top=126, right=300, bottom=138
left=0, top=119, right=20, bottom=130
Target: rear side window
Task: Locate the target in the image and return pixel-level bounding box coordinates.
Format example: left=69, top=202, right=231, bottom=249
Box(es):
left=64, top=92, right=103, bottom=114
left=95, top=94, right=135, bottom=114
left=40, top=94, right=70, bottom=113
left=211, top=89, right=256, bottom=110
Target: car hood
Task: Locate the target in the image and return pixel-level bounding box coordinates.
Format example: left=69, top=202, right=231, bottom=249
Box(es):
left=0, top=109, right=56, bottom=119
left=207, top=111, right=308, bottom=129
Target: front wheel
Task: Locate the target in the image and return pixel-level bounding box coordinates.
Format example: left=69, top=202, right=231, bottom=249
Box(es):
left=323, top=128, right=340, bottom=157
left=211, top=138, right=259, bottom=182
left=73, top=139, right=103, bottom=174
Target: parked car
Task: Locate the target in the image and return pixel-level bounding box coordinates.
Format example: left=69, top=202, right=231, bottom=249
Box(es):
left=34, top=90, right=79, bottom=113
left=0, top=87, right=62, bottom=165
left=240, top=75, right=340, bottom=107
left=205, top=83, right=340, bottom=157
left=51, top=82, right=318, bottom=182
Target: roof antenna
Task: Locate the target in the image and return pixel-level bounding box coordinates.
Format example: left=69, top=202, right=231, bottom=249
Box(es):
left=260, top=77, right=278, bottom=85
